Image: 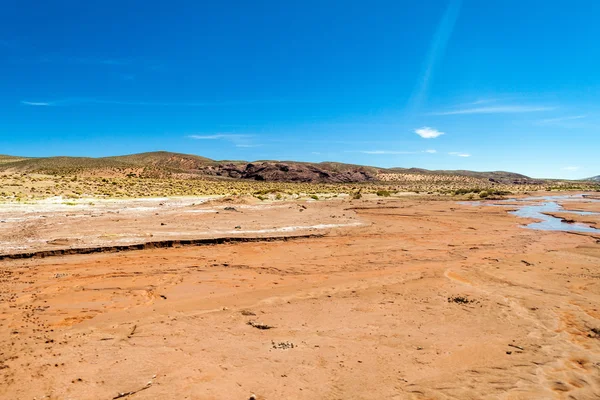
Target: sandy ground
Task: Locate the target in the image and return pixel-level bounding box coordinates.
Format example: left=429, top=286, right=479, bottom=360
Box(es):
left=556, top=201, right=600, bottom=228
left=1, top=194, right=600, bottom=399
left=0, top=196, right=360, bottom=254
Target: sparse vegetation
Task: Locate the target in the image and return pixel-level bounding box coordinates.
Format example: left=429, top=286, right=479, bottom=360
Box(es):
left=0, top=151, right=597, bottom=202
left=351, top=191, right=363, bottom=200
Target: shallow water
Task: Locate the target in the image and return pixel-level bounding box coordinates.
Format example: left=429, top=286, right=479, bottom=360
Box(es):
left=462, top=194, right=600, bottom=233
left=510, top=201, right=600, bottom=233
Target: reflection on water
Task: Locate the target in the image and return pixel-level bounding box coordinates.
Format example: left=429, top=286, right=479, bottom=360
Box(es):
left=462, top=194, right=600, bottom=233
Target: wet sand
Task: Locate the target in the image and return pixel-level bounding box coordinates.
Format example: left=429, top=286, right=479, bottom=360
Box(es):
left=1, top=195, right=600, bottom=399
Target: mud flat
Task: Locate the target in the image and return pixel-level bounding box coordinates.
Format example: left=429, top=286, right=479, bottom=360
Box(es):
left=1, top=194, right=600, bottom=399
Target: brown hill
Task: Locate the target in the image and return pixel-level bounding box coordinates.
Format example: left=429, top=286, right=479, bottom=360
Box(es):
left=0, top=155, right=30, bottom=164
left=108, top=151, right=214, bottom=169
left=0, top=151, right=541, bottom=184
left=201, top=162, right=375, bottom=183
left=388, top=168, right=537, bottom=184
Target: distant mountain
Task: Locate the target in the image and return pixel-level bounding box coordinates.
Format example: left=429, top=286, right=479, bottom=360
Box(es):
left=0, top=151, right=545, bottom=184
left=0, top=155, right=29, bottom=164
left=107, top=151, right=214, bottom=168
left=586, top=175, right=600, bottom=182
left=387, top=168, right=536, bottom=184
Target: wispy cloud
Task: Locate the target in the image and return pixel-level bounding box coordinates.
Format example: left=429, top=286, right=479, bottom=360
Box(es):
left=21, top=98, right=286, bottom=107
left=469, top=99, right=497, bottom=105
left=561, top=166, right=580, bottom=171
left=409, top=0, right=462, bottom=111
left=431, top=105, right=555, bottom=116
left=360, top=150, right=418, bottom=155
left=357, top=149, right=438, bottom=155
left=537, top=115, right=586, bottom=125
left=449, top=152, right=471, bottom=157
left=187, top=133, right=257, bottom=148
left=415, top=127, right=444, bottom=139
left=187, top=134, right=251, bottom=140
left=21, top=101, right=51, bottom=106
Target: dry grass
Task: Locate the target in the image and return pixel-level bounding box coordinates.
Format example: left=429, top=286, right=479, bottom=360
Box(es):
left=1, top=172, right=597, bottom=202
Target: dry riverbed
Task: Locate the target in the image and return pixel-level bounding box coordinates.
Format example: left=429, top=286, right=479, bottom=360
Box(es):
left=1, top=193, right=600, bottom=399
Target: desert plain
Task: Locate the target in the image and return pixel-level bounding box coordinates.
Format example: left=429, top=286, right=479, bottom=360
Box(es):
left=1, top=191, right=600, bottom=400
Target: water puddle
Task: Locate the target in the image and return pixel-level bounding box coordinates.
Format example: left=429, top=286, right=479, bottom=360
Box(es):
left=510, top=201, right=599, bottom=233
left=462, top=194, right=600, bottom=233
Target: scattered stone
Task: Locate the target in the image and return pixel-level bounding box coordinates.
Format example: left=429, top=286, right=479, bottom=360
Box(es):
left=521, top=260, right=533, bottom=266
left=272, top=341, right=294, bottom=350
left=128, top=324, right=137, bottom=338
left=447, top=296, right=476, bottom=304
left=247, top=321, right=274, bottom=330
left=235, top=226, right=242, bottom=230
left=241, top=310, right=256, bottom=316
left=224, top=207, right=238, bottom=212
left=113, top=381, right=152, bottom=399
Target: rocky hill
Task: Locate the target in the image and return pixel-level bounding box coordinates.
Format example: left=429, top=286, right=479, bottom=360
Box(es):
left=0, top=151, right=540, bottom=184
left=387, top=168, right=538, bottom=184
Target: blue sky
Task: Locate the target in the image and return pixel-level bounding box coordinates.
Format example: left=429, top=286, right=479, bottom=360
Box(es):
left=1, top=1, right=599, bottom=179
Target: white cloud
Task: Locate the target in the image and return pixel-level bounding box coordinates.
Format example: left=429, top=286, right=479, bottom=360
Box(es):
left=415, top=127, right=444, bottom=139
left=357, top=149, right=439, bottom=155
left=431, top=105, right=555, bottom=116
left=469, top=99, right=497, bottom=105
left=187, top=134, right=250, bottom=140
left=360, top=150, right=417, bottom=155
left=449, top=152, right=471, bottom=157
left=21, top=101, right=51, bottom=106
left=561, top=166, right=580, bottom=171
left=20, top=98, right=286, bottom=107
left=188, top=133, right=256, bottom=148
left=538, top=115, right=586, bottom=125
